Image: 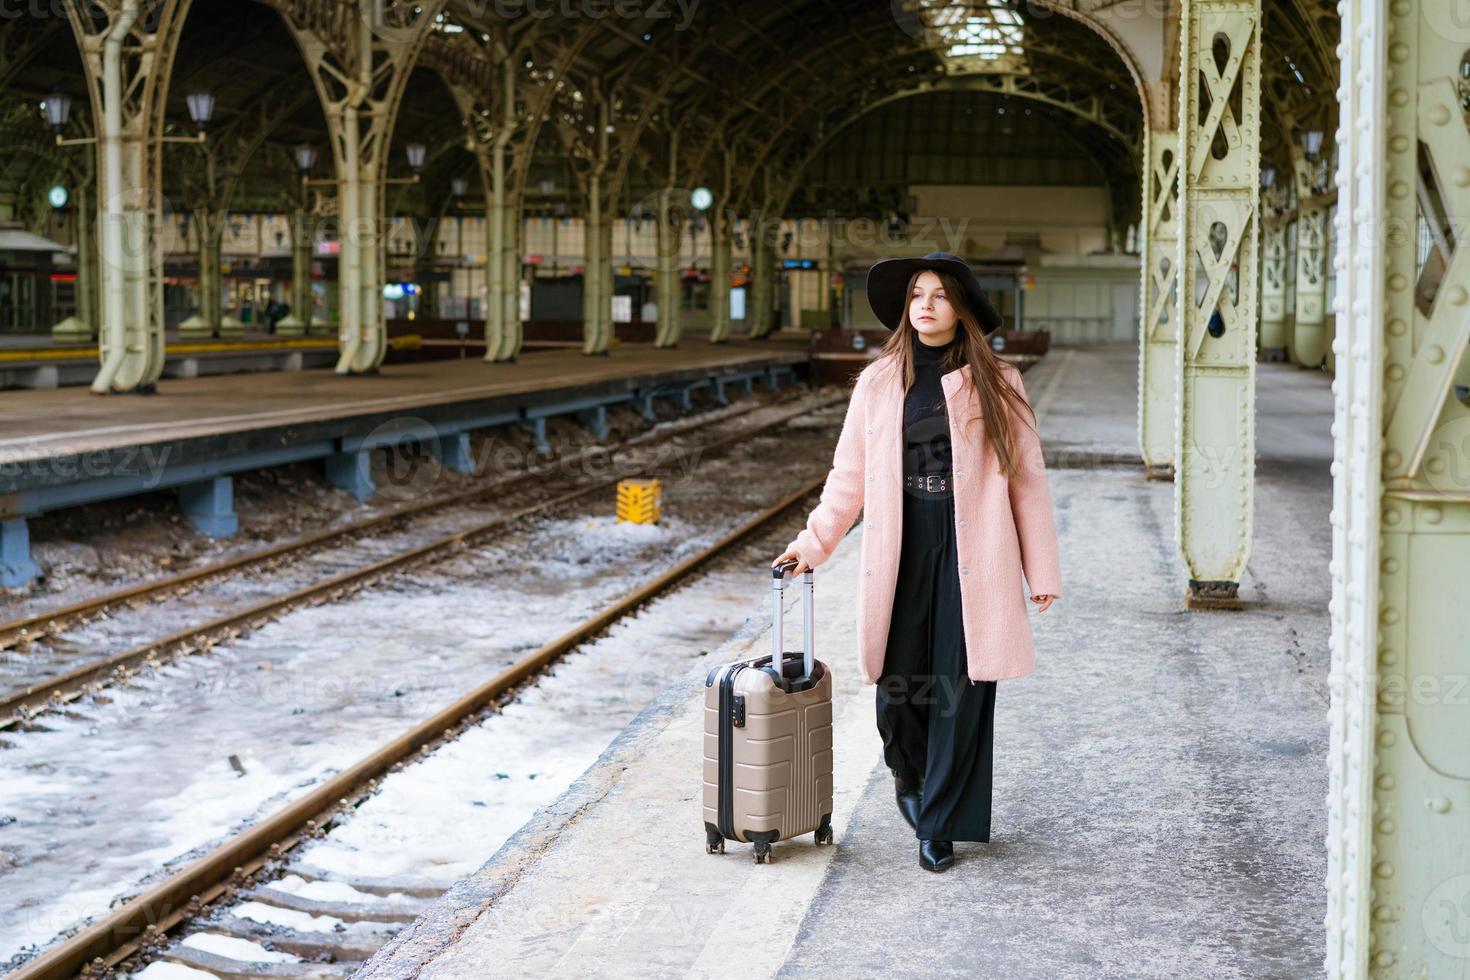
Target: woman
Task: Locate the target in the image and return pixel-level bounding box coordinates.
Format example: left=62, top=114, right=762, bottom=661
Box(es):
left=771, top=250, right=1061, bottom=873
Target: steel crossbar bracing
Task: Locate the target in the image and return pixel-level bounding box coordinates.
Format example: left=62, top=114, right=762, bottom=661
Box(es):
left=1174, top=0, right=1262, bottom=609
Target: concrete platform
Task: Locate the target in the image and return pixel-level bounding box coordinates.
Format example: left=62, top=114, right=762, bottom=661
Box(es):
left=356, top=344, right=1333, bottom=978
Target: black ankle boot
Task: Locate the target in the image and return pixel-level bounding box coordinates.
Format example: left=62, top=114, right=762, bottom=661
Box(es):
left=893, top=771, right=921, bottom=831
left=919, top=839, right=954, bottom=872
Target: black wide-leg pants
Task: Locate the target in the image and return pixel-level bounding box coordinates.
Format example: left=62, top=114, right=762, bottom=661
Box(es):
left=875, top=489, right=998, bottom=842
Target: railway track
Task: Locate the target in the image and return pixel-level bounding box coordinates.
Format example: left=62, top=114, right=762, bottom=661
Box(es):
left=0, top=390, right=845, bottom=730
left=7, top=471, right=831, bottom=980
left=0, top=395, right=787, bottom=653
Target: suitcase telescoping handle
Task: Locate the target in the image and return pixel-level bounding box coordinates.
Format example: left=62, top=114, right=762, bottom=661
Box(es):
left=771, top=558, right=815, bottom=679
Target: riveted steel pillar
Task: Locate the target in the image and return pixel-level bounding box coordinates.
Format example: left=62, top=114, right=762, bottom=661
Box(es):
left=54, top=182, right=99, bottom=340
left=1259, top=214, right=1289, bottom=361
left=1328, top=3, right=1470, bottom=975
left=600, top=213, right=614, bottom=346
left=1175, top=0, right=1261, bottom=609
left=709, top=205, right=732, bottom=343
left=581, top=95, right=611, bottom=355
left=64, top=0, right=187, bottom=393
left=277, top=207, right=315, bottom=336
left=1139, top=127, right=1180, bottom=478
left=277, top=0, right=442, bottom=374
left=582, top=186, right=606, bottom=353
left=655, top=184, right=679, bottom=347
left=496, top=191, right=524, bottom=360
left=187, top=208, right=222, bottom=338
left=1290, top=142, right=1330, bottom=369
left=749, top=210, right=775, bottom=339
left=708, top=149, right=735, bottom=344
left=654, top=127, right=681, bottom=348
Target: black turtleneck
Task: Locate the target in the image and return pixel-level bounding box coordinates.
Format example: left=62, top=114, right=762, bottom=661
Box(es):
left=903, top=331, right=957, bottom=475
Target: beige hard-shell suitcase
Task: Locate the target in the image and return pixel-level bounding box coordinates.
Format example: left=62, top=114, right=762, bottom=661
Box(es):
left=702, top=558, right=834, bottom=862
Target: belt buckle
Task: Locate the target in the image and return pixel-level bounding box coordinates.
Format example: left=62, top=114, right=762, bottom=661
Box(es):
left=924, top=474, right=944, bottom=493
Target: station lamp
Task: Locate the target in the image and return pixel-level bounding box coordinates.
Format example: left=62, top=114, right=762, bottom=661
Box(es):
left=1302, top=129, right=1324, bottom=160
left=405, top=142, right=427, bottom=174
left=185, top=91, right=215, bottom=131
left=451, top=176, right=468, bottom=198
left=294, top=143, right=318, bottom=174
left=1261, top=167, right=1276, bottom=189
left=691, top=186, right=713, bottom=210
left=44, top=92, right=70, bottom=134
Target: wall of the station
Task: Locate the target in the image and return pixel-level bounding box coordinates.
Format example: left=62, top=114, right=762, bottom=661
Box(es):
left=1027, top=258, right=1141, bottom=344
left=906, top=184, right=1113, bottom=256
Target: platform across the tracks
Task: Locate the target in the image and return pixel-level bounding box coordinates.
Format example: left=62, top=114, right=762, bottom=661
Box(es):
left=0, top=338, right=806, bottom=586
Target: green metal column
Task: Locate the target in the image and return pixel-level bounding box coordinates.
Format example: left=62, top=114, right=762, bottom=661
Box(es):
left=54, top=182, right=98, bottom=340
left=582, top=187, right=605, bottom=353
left=1174, top=0, right=1261, bottom=609
left=1138, top=127, right=1180, bottom=478
left=581, top=94, right=611, bottom=355
left=275, top=207, right=315, bottom=336
left=749, top=211, right=773, bottom=339
left=1259, top=207, right=1289, bottom=361
left=1328, top=3, right=1470, bottom=975
left=1289, top=140, right=1330, bottom=369
left=708, top=148, right=734, bottom=344
left=281, top=0, right=441, bottom=375
left=709, top=204, right=732, bottom=343
left=184, top=208, right=221, bottom=339
left=654, top=127, right=680, bottom=348
left=600, top=213, right=614, bottom=349
left=65, top=0, right=184, bottom=393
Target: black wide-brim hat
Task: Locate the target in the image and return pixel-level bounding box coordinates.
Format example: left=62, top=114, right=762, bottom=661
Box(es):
left=866, top=251, right=1002, bottom=334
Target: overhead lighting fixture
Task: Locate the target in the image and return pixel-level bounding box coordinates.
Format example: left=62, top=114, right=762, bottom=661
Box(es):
left=294, top=143, right=318, bottom=174
left=1261, top=167, right=1276, bottom=189
left=405, top=142, right=426, bottom=173
left=451, top=176, right=468, bottom=197
left=1302, top=129, right=1324, bottom=160
left=44, top=92, right=71, bottom=133
left=185, top=91, right=215, bottom=131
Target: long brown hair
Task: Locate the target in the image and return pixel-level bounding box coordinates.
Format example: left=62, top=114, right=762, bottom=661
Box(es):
left=876, top=268, right=1035, bottom=478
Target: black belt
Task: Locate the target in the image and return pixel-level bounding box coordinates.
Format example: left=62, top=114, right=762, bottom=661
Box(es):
left=903, top=472, right=953, bottom=494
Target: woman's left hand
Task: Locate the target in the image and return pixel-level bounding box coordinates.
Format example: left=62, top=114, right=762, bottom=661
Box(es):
left=1029, top=594, right=1054, bottom=613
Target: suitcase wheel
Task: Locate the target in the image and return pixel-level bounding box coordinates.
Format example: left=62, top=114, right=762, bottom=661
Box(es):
left=705, top=825, right=725, bottom=854
left=752, top=841, right=772, bottom=864
left=814, top=813, right=834, bottom=845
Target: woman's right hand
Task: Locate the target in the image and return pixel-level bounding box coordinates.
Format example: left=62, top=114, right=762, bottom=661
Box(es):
left=771, top=548, right=811, bottom=576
